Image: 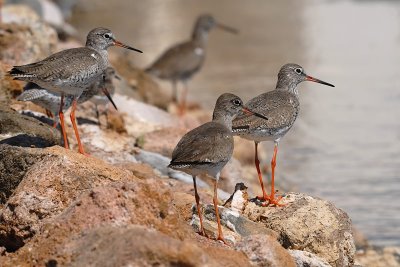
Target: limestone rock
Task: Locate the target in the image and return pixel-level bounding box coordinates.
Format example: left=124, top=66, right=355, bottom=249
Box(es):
left=243, top=193, right=356, bottom=267
left=288, top=250, right=332, bottom=267
left=0, top=107, right=61, bottom=147
left=111, top=94, right=180, bottom=136
left=1, top=4, right=41, bottom=24
left=0, top=19, right=58, bottom=66
left=0, top=145, right=45, bottom=204
left=67, top=226, right=218, bottom=267
left=236, top=234, right=296, bottom=267
left=0, top=176, right=251, bottom=266
left=0, top=61, right=24, bottom=103
left=0, top=146, right=136, bottom=252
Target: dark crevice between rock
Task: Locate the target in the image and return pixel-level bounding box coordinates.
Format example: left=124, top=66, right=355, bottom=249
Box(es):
left=0, top=229, right=27, bottom=253
left=0, top=134, right=57, bottom=148
left=45, top=259, right=58, bottom=267
left=279, top=232, right=293, bottom=249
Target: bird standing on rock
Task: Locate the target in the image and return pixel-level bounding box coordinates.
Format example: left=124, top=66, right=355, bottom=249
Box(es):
left=169, top=93, right=268, bottom=243
left=9, top=27, right=142, bottom=155
left=232, top=63, right=334, bottom=206
left=146, top=14, right=238, bottom=114
left=17, top=67, right=118, bottom=128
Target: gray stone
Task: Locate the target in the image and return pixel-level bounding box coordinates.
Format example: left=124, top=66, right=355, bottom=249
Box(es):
left=191, top=204, right=277, bottom=244
left=236, top=234, right=296, bottom=267
left=288, top=250, right=332, bottom=267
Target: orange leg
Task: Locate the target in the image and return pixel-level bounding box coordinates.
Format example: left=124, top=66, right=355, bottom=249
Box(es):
left=255, top=142, right=270, bottom=202
left=193, top=176, right=207, bottom=237
left=264, top=141, right=285, bottom=207
left=213, top=179, right=226, bottom=244
left=70, top=98, right=87, bottom=155
left=58, top=93, right=69, bottom=149
left=178, top=81, right=188, bottom=116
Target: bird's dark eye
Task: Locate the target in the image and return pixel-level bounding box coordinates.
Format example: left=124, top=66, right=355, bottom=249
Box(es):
left=295, top=68, right=302, bottom=74
left=104, top=33, right=111, bottom=39
left=232, top=99, right=242, bottom=106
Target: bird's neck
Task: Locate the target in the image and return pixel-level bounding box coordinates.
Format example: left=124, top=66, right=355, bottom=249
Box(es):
left=212, top=111, right=233, bottom=129
left=275, top=78, right=300, bottom=96
left=192, top=29, right=209, bottom=47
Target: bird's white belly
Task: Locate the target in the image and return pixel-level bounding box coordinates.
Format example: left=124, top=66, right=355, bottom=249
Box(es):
left=239, top=126, right=291, bottom=143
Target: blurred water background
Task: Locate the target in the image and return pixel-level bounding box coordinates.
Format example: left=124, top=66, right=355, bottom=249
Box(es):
left=70, top=0, right=400, bottom=246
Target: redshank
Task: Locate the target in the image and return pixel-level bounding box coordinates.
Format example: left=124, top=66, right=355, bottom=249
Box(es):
left=232, top=63, right=334, bottom=206
left=169, top=93, right=267, bottom=242
left=9, top=27, right=142, bottom=154
left=146, top=14, right=237, bottom=113
left=17, top=67, right=117, bottom=126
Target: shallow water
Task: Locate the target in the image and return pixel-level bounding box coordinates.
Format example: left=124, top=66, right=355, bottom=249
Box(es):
left=71, top=0, right=400, bottom=246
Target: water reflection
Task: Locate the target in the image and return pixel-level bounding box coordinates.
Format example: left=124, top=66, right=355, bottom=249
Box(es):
left=71, top=0, right=400, bottom=246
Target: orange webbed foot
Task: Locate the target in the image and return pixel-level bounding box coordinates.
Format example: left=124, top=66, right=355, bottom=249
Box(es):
left=256, top=194, right=271, bottom=202
left=261, top=195, right=286, bottom=207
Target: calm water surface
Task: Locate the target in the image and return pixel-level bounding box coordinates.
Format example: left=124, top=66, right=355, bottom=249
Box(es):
left=71, top=0, right=400, bottom=246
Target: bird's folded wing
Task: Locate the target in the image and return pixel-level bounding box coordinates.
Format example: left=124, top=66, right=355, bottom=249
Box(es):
left=171, top=122, right=233, bottom=165
left=9, top=48, right=101, bottom=83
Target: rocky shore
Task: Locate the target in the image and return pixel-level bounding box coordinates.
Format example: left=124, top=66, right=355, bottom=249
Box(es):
left=0, top=4, right=399, bottom=267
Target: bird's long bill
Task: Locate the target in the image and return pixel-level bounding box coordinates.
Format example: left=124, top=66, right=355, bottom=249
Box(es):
left=102, top=88, right=118, bottom=110
left=242, top=107, right=268, bottom=120
left=216, top=22, right=239, bottom=34
left=113, top=39, right=143, bottom=53
left=305, top=75, right=335, bottom=87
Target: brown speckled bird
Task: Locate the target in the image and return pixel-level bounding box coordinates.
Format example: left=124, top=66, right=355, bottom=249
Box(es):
left=146, top=14, right=237, bottom=114
left=232, top=63, right=334, bottom=206
left=169, top=93, right=267, bottom=243
left=9, top=28, right=142, bottom=154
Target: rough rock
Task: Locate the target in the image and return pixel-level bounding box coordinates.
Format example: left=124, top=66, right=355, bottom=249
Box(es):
left=0, top=62, right=24, bottom=104
left=355, top=246, right=400, bottom=267
left=0, top=150, right=252, bottom=266
left=0, top=106, right=61, bottom=147
left=111, top=93, right=180, bottom=136
left=288, top=250, right=332, bottom=267
left=1, top=4, right=41, bottom=24
left=0, top=145, right=45, bottom=204
left=243, top=193, right=356, bottom=267
left=67, top=226, right=219, bottom=267
left=0, top=146, right=135, bottom=252
left=236, top=234, right=296, bottom=267
left=0, top=17, right=58, bottom=66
